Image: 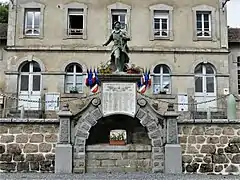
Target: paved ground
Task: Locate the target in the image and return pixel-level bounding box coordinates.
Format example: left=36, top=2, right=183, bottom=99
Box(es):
left=0, top=173, right=239, bottom=180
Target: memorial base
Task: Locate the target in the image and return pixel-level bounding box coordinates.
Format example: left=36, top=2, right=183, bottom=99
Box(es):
left=55, top=144, right=73, bottom=173
left=164, top=144, right=182, bottom=174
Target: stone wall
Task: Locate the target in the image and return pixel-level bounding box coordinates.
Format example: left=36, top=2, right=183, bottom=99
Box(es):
left=85, top=145, right=152, bottom=173
left=179, top=122, right=240, bottom=175
left=0, top=122, right=59, bottom=172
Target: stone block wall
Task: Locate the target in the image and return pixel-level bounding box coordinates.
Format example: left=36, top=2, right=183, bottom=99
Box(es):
left=0, top=122, right=59, bottom=172
left=85, top=145, right=152, bottom=173
left=178, top=122, right=240, bottom=175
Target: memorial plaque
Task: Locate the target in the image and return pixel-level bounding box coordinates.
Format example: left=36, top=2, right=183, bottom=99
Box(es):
left=102, top=82, right=136, bottom=117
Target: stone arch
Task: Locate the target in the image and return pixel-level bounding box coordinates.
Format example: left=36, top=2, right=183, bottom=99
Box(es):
left=189, top=59, right=218, bottom=74
left=14, top=55, right=46, bottom=72
left=73, top=96, right=165, bottom=173
left=60, top=60, right=88, bottom=73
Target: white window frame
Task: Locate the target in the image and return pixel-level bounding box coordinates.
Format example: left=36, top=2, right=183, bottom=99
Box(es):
left=192, top=5, right=217, bottom=41
left=153, top=65, right=171, bottom=94
left=196, top=11, right=211, bottom=38
left=24, top=9, right=40, bottom=36
left=67, top=9, right=84, bottom=36
left=19, top=2, right=45, bottom=39
left=107, top=2, right=131, bottom=37
left=111, top=10, right=127, bottom=31
left=194, top=63, right=216, bottom=95
left=153, top=12, right=169, bottom=38
left=63, top=2, right=88, bottom=39
left=149, top=4, right=173, bottom=40
left=65, top=64, right=84, bottom=93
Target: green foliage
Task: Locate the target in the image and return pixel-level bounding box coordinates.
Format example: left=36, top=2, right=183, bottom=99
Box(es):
left=0, top=2, right=8, bottom=23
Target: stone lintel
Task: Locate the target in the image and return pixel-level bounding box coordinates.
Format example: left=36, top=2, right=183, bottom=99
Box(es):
left=55, top=144, right=73, bottom=173
left=164, top=144, right=182, bottom=174
left=58, top=111, right=72, bottom=117
left=164, top=111, right=179, bottom=117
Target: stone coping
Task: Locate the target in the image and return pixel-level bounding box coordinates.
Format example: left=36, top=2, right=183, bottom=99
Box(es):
left=5, top=45, right=229, bottom=53
left=178, top=119, right=240, bottom=124
left=0, top=118, right=59, bottom=123
left=86, top=144, right=152, bottom=152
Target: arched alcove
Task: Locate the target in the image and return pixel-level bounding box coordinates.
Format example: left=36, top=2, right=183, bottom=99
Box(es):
left=87, top=114, right=150, bottom=145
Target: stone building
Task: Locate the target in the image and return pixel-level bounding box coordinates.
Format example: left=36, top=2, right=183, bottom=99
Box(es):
left=1, top=0, right=229, bottom=116
left=0, top=23, right=7, bottom=91
left=2, top=0, right=240, bottom=175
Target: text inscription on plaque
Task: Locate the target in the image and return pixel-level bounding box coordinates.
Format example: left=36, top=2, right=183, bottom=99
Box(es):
left=102, top=83, right=136, bottom=117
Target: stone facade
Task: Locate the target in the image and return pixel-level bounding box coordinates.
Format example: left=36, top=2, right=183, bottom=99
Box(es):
left=0, top=122, right=58, bottom=172
left=0, top=0, right=230, bottom=115
left=85, top=145, right=152, bottom=173
left=179, top=122, right=240, bottom=175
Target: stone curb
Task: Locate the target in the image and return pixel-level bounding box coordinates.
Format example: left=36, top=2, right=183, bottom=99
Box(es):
left=0, top=118, right=59, bottom=123
left=177, top=119, right=240, bottom=124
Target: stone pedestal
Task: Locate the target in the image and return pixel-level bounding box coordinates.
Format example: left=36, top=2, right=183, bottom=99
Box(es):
left=55, top=104, right=73, bottom=173
left=164, top=103, right=182, bottom=174
left=164, top=144, right=182, bottom=174
left=55, top=144, right=73, bottom=173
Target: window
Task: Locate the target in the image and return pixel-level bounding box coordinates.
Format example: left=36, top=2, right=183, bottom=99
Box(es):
left=192, top=5, right=216, bottom=41
left=20, top=2, right=45, bottom=38
left=153, top=11, right=169, bottom=38
left=153, top=64, right=171, bottom=94
left=149, top=4, right=173, bottom=40
left=194, top=63, right=215, bottom=94
left=63, top=3, right=87, bottom=39
left=107, top=2, right=131, bottom=36
left=196, top=11, right=211, bottom=37
left=24, top=9, right=40, bottom=36
left=111, top=10, right=127, bottom=30
left=237, top=57, right=240, bottom=94
left=67, top=9, right=84, bottom=36
left=65, top=64, right=83, bottom=93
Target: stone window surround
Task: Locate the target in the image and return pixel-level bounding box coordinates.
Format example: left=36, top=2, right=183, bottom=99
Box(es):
left=192, top=5, right=217, bottom=41
left=19, top=1, right=45, bottom=39
left=107, top=2, right=131, bottom=37
left=63, top=2, right=88, bottom=40
left=149, top=4, right=174, bottom=41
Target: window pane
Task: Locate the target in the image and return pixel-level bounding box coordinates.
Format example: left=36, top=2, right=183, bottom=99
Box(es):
left=204, top=14, right=209, bottom=21
left=153, top=65, right=161, bottom=73
left=206, top=77, right=214, bottom=93
left=33, top=62, right=41, bottom=72
left=66, top=75, right=74, bottom=83
left=66, top=65, right=74, bottom=72
left=32, top=75, right=41, bottom=91
left=76, top=75, right=83, bottom=83
left=162, top=76, right=170, bottom=91
left=162, top=65, right=170, bottom=74
left=26, top=11, right=33, bottom=27
left=112, top=14, right=119, bottom=29
left=205, top=64, right=214, bottom=74
left=154, top=19, right=160, bottom=29
left=196, top=14, right=202, bottom=21
left=194, top=64, right=203, bottom=74
left=75, top=65, right=83, bottom=73
left=65, top=83, right=73, bottom=93
left=153, top=76, right=161, bottom=85
left=204, top=22, right=209, bottom=29
left=237, top=57, right=240, bottom=67
left=195, top=76, right=203, bottom=92
left=153, top=85, right=161, bottom=94
left=197, top=22, right=202, bottom=29
left=34, top=12, right=40, bottom=28
left=76, top=84, right=83, bottom=92
left=21, top=63, right=30, bottom=72
left=20, top=75, right=29, bottom=91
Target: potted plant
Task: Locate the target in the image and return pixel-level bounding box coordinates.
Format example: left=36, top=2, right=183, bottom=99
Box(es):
left=109, top=130, right=126, bottom=145
left=70, top=86, right=78, bottom=94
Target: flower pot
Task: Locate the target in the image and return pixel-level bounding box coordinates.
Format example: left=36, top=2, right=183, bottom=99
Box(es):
left=109, top=140, right=126, bottom=145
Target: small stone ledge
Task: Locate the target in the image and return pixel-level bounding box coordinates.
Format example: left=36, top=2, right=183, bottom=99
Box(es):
left=86, top=144, right=152, bottom=152
left=177, top=119, right=240, bottom=124
left=0, top=118, right=59, bottom=123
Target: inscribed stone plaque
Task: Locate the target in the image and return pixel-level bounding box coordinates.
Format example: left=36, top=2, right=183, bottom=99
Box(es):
left=102, top=82, right=136, bottom=117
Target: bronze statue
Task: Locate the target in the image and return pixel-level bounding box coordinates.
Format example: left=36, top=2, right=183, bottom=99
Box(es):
left=103, top=21, right=130, bottom=73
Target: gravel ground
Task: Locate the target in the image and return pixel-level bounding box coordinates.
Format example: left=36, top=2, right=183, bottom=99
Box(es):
left=0, top=173, right=239, bottom=180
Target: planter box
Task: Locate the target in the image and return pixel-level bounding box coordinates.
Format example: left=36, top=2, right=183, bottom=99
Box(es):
left=109, top=140, right=126, bottom=145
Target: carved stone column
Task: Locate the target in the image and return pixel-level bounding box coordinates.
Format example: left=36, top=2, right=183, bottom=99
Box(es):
left=55, top=104, right=73, bottom=173
left=164, top=103, right=182, bottom=174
